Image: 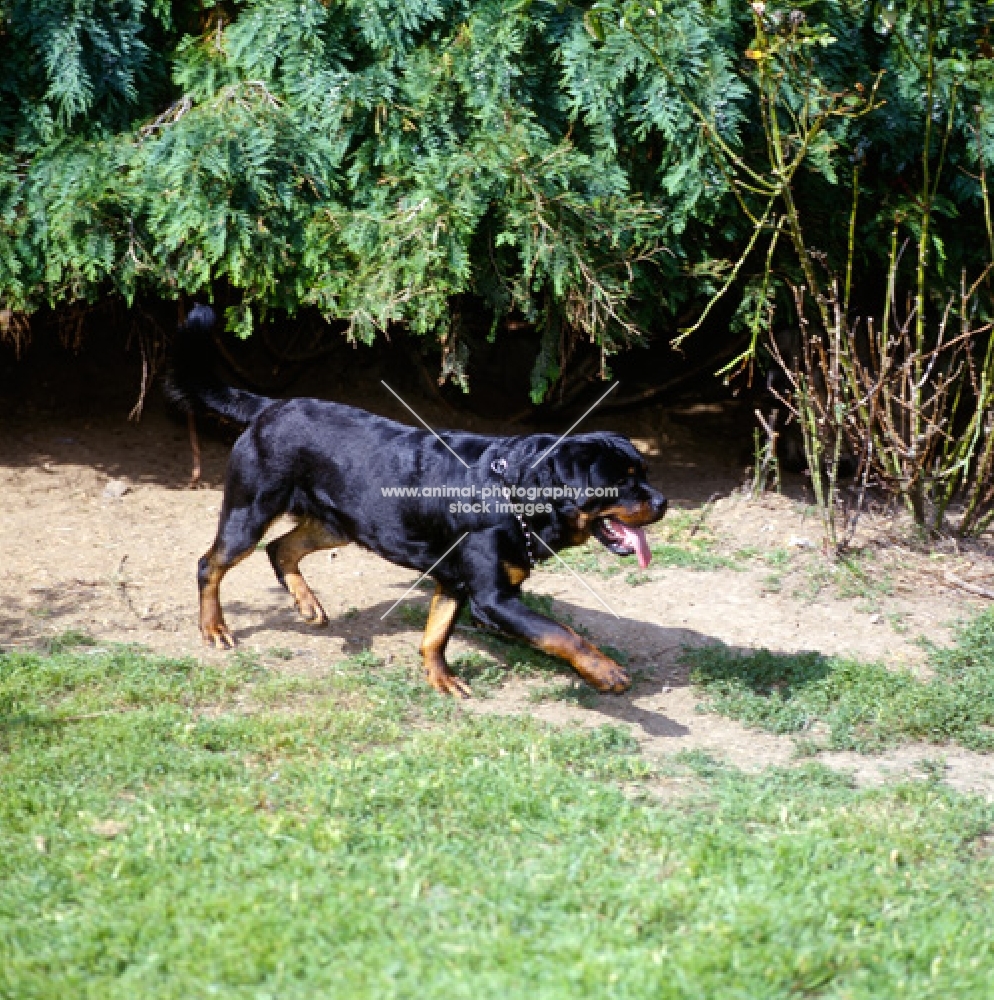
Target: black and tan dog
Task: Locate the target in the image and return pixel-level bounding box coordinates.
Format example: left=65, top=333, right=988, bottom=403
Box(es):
left=167, top=306, right=667, bottom=697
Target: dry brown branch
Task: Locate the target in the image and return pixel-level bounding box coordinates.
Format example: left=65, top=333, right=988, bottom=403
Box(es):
left=944, top=571, right=994, bottom=600
left=0, top=308, right=31, bottom=355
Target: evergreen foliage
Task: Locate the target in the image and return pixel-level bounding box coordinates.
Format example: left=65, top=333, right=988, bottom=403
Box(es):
left=2, top=2, right=994, bottom=393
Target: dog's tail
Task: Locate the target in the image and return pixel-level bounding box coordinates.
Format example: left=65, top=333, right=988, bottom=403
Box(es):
left=163, top=304, right=273, bottom=429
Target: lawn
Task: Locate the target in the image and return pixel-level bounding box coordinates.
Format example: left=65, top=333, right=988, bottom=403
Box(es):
left=2, top=633, right=994, bottom=998
left=684, top=609, right=994, bottom=752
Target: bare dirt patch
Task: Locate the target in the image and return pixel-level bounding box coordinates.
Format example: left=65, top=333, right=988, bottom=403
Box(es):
left=2, top=396, right=993, bottom=794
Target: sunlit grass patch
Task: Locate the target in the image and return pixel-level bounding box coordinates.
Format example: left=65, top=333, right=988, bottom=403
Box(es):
left=3, top=640, right=994, bottom=997
left=0, top=635, right=266, bottom=724
left=683, top=609, right=994, bottom=752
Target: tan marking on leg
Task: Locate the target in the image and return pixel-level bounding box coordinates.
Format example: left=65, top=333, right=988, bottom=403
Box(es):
left=533, top=625, right=631, bottom=693
left=419, top=585, right=471, bottom=699
left=501, top=561, right=529, bottom=587
left=267, top=518, right=347, bottom=626
left=199, top=545, right=252, bottom=650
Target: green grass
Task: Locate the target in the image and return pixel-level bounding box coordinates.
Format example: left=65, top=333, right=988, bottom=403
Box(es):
left=763, top=547, right=793, bottom=568
left=790, top=549, right=895, bottom=605
left=4, top=636, right=994, bottom=997
left=683, top=609, right=994, bottom=752
left=645, top=543, right=736, bottom=571
left=527, top=679, right=600, bottom=707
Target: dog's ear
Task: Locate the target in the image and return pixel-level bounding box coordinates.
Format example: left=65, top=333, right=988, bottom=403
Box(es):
left=568, top=434, right=642, bottom=485
left=550, top=439, right=600, bottom=485
left=547, top=445, right=590, bottom=517
left=500, top=437, right=586, bottom=516
left=502, top=436, right=559, bottom=489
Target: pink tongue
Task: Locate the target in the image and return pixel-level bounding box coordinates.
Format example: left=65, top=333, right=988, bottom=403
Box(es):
left=619, top=524, right=651, bottom=569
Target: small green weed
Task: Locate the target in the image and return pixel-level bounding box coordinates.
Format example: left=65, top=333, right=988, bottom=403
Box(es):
left=887, top=611, right=910, bottom=635
left=733, top=545, right=762, bottom=561
left=656, top=508, right=708, bottom=542
left=449, top=651, right=505, bottom=695
left=528, top=679, right=600, bottom=707
left=793, top=549, right=894, bottom=603
left=764, top=547, right=792, bottom=568
left=549, top=541, right=623, bottom=577
left=397, top=603, right=428, bottom=628
left=647, top=542, right=736, bottom=571
left=835, top=551, right=894, bottom=600
left=45, top=630, right=96, bottom=654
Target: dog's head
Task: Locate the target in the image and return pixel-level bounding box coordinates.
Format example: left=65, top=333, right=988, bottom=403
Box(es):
left=509, top=432, right=667, bottom=567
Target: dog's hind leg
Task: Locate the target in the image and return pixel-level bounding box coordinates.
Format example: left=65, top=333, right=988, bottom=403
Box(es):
left=420, top=584, right=471, bottom=698
left=266, top=518, right=347, bottom=626
left=199, top=502, right=277, bottom=649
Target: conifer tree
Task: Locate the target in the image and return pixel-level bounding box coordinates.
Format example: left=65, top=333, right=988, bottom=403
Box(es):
left=1, top=2, right=993, bottom=395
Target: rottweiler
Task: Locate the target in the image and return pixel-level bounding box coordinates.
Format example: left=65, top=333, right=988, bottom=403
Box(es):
left=166, top=305, right=667, bottom=697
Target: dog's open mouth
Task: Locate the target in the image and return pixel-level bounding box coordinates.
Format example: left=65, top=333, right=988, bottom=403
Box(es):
left=593, top=517, right=652, bottom=569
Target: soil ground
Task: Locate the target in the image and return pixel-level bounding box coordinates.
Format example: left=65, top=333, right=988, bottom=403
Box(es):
left=3, top=345, right=994, bottom=795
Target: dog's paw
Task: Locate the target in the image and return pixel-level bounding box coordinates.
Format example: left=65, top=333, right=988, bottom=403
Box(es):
left=295, top=598, right=329, bottom=627
left=424, top=660, right=473, bottom=699
left=285, top=578, right=329, bottom=626
left=202, top=622, right=236, bottom=650
left=576, top=656, right=631, bottom=694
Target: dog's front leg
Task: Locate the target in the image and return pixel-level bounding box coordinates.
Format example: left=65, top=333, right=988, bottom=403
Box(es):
left=419, top=584, right=472, bottom=699
left=471, top=591, right=630, bottom=694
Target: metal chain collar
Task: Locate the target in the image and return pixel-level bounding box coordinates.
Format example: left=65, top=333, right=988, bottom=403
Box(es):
left=490, top=456, right=534, bottom=569
left=515, top=512, right=535, bottom=569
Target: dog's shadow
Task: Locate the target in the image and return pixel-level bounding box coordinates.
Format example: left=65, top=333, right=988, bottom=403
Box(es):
left=227, top=582, right=714, bottom=741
